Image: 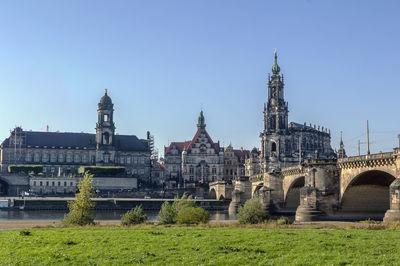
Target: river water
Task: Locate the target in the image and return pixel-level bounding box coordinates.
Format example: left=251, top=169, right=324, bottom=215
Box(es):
left=0, top=210, right=235, bottom=221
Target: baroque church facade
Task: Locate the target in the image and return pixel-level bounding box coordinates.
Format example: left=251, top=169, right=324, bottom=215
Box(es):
left=247, top=51, right=336, bottom=175
left=0, top=90, right=151, bottom=180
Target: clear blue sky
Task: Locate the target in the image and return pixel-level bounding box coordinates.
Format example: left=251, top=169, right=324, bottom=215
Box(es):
left=1, top=0, right=399, bottom=157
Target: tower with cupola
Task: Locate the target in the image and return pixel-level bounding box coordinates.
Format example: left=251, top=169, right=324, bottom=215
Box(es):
left=96, top=89, right=115, bottom=148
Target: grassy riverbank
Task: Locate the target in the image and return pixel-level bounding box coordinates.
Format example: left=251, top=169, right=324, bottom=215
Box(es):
left=1, top=224, right=400, bottom=265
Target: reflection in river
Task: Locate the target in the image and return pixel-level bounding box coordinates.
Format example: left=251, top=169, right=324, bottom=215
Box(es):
left=0, top=210, right=235, bottom=221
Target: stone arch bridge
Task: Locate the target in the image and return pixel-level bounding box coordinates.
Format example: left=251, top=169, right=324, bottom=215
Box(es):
left=227, top=149, right=400, bottom=222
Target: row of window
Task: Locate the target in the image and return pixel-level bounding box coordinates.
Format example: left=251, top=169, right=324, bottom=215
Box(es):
left=118, top=156, right=147, bottom=165
left=26, top=152, right=90, bottom=163
left=24, top=151, right=148, bottom=165
left=32, top=180, right=75, bottom=187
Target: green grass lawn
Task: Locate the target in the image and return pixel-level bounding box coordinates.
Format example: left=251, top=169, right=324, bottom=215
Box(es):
left=1, top=226, right=400, bottom=265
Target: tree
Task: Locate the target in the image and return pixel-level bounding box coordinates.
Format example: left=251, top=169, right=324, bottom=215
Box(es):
left=62, top=171, right=96, bottom=225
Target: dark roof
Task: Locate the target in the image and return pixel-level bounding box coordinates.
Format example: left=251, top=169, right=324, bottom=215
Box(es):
left=114, top=135, right=149, bottom=151
left=2, top=131, right=149, bottom=152
left=99, top=94, right=112, bottom=106
left=289, top=122, right=329, bottom=135
left=233, top=149, right=250, bottom=160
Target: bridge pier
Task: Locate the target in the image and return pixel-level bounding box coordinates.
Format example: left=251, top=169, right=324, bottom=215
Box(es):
left=384, top=179, right=400, bottom=222
left=228, top=189, right=243, bottom=216
left=259, top=186, right=274, bottom=213
left=263, top=170, right=284, bottom=209
left=295, top=187, right=323, bottom=222
left=295, top=160, right=339, bottom=222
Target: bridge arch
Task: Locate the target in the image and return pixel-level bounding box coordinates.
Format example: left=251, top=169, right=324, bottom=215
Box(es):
left=340, top=170, right=395, bottom=217
left=253, top=183, right=264, bottom=197
left=209, top=188, right=217, bottom=199
left=284, top=176, right=305, bottom=211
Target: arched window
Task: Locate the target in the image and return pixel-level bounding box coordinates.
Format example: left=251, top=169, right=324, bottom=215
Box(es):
left=103, top=132, right=110, bottom=144
left=271, top=142, right=277, bottom=152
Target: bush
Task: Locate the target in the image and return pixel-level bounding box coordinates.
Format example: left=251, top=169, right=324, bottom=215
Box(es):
left=177, top=207, right=210, bottom=224
left=158, top=201, right=177, bottom=224
left=19, top=230, right=31, bottom=236
left=237, top=197, right=268, bottom=224
left=276, top=216, right=291, bottom=225
left=158, top=193, right=208, bottom=224
left=77, top=166, right=126, bottom=176
left=121, top=205, right=147, bottom=225
left=62, top=172, right=96, bottom=226
left=8, top=165, right=43, bottom=175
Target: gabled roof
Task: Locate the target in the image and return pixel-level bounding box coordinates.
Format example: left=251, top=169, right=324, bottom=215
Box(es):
left=186, top=128, right=219, bottom=153
left=164, top=141, right=191, bottom=155
left=164, top=128, right=220, bottom=155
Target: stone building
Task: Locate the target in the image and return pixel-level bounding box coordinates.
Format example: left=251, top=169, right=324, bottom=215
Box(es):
left=0, top=90, right=152, bottom=190
left=251, top=51, right=335, bottom=174
left=164, top=111, right=249, bottom=186
left=245, top=148, right=262, bottom=177
left=223, top=144, right=248, bottom=181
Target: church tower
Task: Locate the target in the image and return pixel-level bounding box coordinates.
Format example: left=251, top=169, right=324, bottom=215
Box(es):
left=337, top=132, right=347, bottom=158
left=260, top=50, right=289, bottom=171
left=96, top=89, right=115, bottom=149
left=264, top=50, right=288, bottom=133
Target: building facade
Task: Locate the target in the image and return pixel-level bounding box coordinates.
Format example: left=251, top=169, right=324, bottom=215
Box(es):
left=164, top=111, right=248, bottom=186
left=251, top=51, right=336, bottom=174
left=0, top=90, right=152, bottom=184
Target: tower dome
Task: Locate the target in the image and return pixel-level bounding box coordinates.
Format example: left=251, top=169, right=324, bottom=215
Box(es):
left=99, top=89, right=113, bottom=109
left=271, top=49, right=280, bottom=74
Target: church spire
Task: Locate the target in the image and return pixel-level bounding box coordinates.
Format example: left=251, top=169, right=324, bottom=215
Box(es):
left=197, top=110, right=206, bottom=129
left=338, top=131, right=346, bottom=158
left=340, top=131, right=344, bottom=146
left=272, top=49, right=280, bottom=74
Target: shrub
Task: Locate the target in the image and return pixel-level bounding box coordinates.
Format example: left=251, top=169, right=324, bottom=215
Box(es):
left=62, top=172, right=96, bottom=226
left=121, top=205, right=147, bottom=225
left=8, top=165, right=43, bottom=175
left=276, top=216, right=291, bottom=225
left=158, top=193, right=208, bottom=224
left=19, top=230, right=31, bottom=236
left=177, top=206, right=210, bottom=224
left=158, top=201, right=177, bottom=224
left=237, top=196, right=268, bottom=224
left=77, top=166, right=125, bottom=176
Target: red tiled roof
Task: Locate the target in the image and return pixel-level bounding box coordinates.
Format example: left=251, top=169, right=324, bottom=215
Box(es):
left=164, top=128, right=220, bottom=155
left=164, top=141, right=191, bottom=154
left=186, top=128, right=219, bottom=153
